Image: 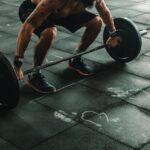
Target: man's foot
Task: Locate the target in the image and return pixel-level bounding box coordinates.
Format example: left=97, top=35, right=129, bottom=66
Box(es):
left=26, top=72, right=56, bottom=94
left=68, top=57, right=94, bottom=76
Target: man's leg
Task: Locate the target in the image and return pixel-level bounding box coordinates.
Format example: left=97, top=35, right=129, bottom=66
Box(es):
left=26, top=27, right=57, bottom=93
left=69, top=16, right=102, bottom=76
left=76, top=16, right=102, bottom=53
left=33, top=27, right=57, bottom=66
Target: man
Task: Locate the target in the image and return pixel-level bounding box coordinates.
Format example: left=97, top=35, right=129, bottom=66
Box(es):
left=14, top=0, right=120, bottom=94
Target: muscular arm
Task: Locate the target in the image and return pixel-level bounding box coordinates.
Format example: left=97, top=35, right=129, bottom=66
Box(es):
left=16, top=0, right=57, bottom=57
left=95, top=0, right=116, bottom=32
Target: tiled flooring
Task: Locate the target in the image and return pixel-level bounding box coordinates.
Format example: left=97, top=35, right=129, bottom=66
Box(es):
left=0, top=0, right=150, bottom=149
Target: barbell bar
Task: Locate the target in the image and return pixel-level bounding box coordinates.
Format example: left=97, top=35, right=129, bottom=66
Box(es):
left=0, top=17, right=147, bottom=112
left=24, top=18, right=147, bottom=74
left=24, top=44, right=106, bottom=75
left=24, top=30, right=147, bottom=75
left=24, top=18, right=147, bottom=75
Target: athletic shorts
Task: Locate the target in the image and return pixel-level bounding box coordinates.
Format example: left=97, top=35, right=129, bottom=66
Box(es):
left=19, top=0, right=97, bottom=36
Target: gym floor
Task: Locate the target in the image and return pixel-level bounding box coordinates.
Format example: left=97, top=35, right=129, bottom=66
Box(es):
left=0, top=0, right=150, bottom=150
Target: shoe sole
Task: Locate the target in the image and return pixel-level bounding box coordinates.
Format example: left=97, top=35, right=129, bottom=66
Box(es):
left=68, top=64, right=93, bottom=76
left=25, top=80, right=56, bottom=94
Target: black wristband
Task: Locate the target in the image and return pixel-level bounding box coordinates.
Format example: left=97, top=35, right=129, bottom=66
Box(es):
left=13, top=56, right=24, bottom=68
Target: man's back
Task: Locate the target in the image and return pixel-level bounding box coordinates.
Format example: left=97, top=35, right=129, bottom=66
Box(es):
left=30, top=0, right=87, bottom=19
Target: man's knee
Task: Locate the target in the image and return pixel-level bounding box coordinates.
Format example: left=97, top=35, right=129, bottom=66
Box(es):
left=95, top=16, right=103, bottom=27
left=41, top=27, right=57, bottom=41
left=86, top=16, right=102, bottom=32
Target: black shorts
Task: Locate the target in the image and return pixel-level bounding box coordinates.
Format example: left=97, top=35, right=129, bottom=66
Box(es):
left=19, top=0, right=97, bottom=36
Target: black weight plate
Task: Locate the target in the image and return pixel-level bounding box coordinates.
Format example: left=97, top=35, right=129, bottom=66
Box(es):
left=0, top=52, right=20, bottom=111
left=103, top=17, right=142, bottom=63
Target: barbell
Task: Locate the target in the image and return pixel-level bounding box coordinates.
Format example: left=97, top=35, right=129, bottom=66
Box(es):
left=0, top=17, right=147, bottom=112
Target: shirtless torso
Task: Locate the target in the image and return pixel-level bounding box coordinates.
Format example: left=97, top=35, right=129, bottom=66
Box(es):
left=31, top=0, right=86, bottom=19
left=26, top=0, right=108, bottom=29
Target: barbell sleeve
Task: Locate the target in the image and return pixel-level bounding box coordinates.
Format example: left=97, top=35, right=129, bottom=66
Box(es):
left=139, top=30, right=147, bottom=36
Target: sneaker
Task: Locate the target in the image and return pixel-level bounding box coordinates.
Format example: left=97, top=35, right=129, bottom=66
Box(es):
left=68, top=57, right=94, bottom=76
left=26, top=73, right=56, bottom=94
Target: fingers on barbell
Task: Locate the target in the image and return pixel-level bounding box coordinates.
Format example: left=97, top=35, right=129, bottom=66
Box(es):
left=117, top=37, right=122, bottom=45
left=14, top=67, right=24, bottom=80
left=105, top=36, right=122, bottom=48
